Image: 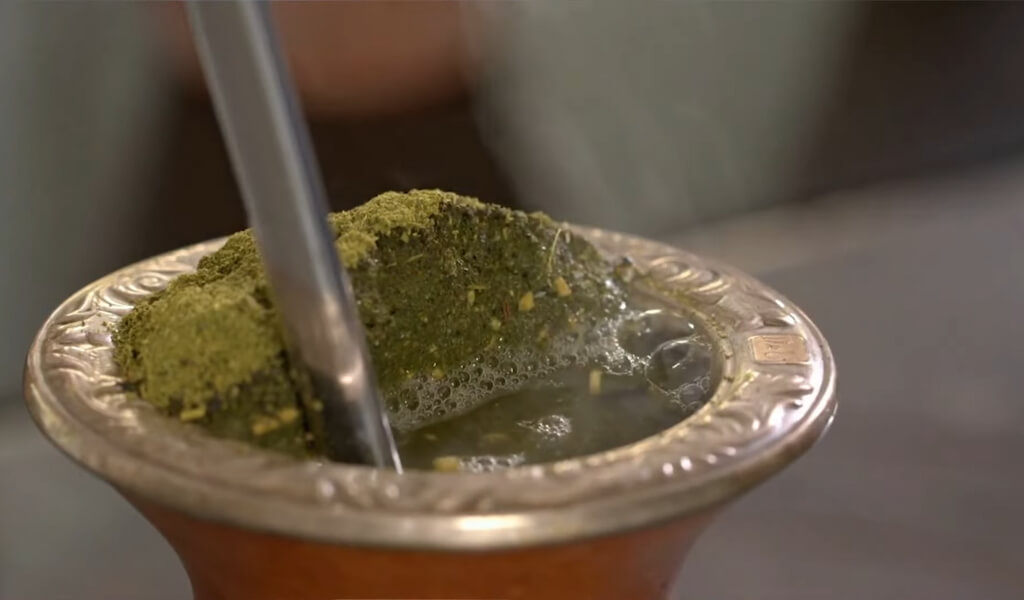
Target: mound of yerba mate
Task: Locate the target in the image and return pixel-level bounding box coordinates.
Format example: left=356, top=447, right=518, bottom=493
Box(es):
left=114, top=190, right=627, bottom=457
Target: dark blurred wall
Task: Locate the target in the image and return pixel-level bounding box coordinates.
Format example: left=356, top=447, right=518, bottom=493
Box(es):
left=800, top=2, right=1024, bottom=195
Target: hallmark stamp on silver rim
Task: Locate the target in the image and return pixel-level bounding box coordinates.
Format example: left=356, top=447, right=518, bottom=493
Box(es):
left=749, top=334, right=810, bottom=365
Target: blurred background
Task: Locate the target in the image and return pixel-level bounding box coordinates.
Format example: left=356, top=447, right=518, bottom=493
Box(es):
left=2, top=1, right=1022, bottom=598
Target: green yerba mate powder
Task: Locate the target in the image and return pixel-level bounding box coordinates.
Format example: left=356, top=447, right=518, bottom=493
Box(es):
left=114, top=190, right=626, bottom=458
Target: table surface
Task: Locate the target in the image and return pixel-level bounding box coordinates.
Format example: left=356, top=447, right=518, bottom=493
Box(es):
left=3, top=160, right=1023, bottom=599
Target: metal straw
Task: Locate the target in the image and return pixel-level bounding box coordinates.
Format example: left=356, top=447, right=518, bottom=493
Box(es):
left=186, top=1, right=402, bottom=470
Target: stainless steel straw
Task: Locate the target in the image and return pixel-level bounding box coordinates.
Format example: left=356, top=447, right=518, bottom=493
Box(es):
left=186, top=1, right=402, bottom=470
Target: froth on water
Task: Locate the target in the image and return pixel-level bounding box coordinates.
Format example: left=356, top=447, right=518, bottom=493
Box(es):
left=391, top=281, right=718, bottom=471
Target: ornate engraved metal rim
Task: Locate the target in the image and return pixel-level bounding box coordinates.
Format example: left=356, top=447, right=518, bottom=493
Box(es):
left=24, top=227, right=835, bottom=550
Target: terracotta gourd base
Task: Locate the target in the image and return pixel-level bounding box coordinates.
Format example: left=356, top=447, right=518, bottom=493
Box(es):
left=130, top=495, right=712, bottom=600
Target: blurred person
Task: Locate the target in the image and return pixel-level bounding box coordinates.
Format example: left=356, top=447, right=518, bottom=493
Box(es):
left=161, top=1, right=1024, bottom=239
left=159, top=1, right=870, bottom=235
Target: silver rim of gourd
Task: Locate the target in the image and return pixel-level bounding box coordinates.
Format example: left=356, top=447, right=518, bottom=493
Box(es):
left=24, top=226, right=836, bottom=550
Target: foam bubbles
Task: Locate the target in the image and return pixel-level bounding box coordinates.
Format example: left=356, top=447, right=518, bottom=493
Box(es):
left=386, top=320, right=623, bottom=431
left=619, top=309, right=697, bottom=356
left=458, top=453, right=527, bottom=473
left=645, top=339, right=713, bottom=393
left=387, top=290, right=716, bottom=442
left=518, top=414, right=573, bottom=439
